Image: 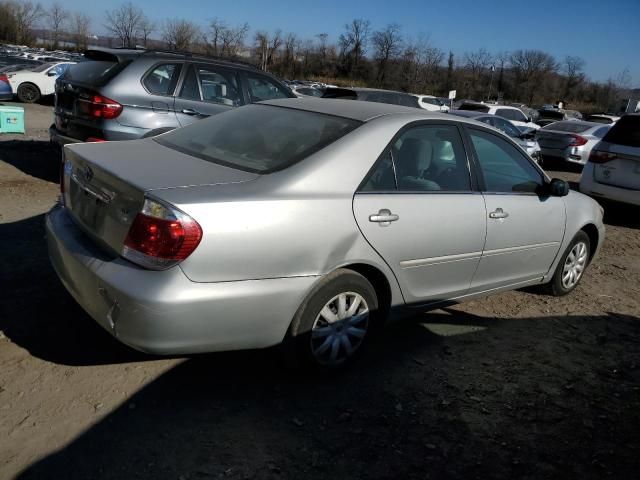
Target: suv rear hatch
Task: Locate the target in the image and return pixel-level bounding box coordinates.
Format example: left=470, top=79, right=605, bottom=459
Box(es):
left=54, top=50, right=138, bottom=141
left=61, top=139, right=258, bottom=256
left=592, top=115, right=640, bottom=190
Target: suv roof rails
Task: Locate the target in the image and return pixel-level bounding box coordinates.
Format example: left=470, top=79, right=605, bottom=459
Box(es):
left=139, top=48, right=260, bottom=70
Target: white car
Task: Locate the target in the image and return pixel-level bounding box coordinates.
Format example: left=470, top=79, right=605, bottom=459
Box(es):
left=7, top=61, right=74, bottom=103
left=458, top=103, right=540, bottom=130
left=414, top=94, right=449, bottom=112
left=580, top=114, right=640, bottom=206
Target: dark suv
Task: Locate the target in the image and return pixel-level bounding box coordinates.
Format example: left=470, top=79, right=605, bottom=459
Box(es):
left=50, top=48, right=295, bottom=145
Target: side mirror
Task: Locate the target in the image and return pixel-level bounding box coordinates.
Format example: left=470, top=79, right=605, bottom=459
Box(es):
left=548, top=178, right=569, bottom=197
left=47, top=71, right=57, bottom=77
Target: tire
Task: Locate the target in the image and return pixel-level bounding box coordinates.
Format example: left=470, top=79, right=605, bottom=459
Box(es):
left=17, top=83, right=41, bottom=103
left=284, top=269, right=378, bottom=371
left=546, top=231, right=590, bottom=296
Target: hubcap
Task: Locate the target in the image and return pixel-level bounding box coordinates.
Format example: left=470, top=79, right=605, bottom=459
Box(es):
left=561, top=241, right=588, bottom=289
left=311, top=292, right=369, bottom=366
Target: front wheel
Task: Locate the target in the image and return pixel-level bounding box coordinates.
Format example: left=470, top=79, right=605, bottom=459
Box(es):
left=284, top=269, right=378, bottom=370
left=546, top=231, right=590, bottom=296
left=17, top=83, right=41, bottom=103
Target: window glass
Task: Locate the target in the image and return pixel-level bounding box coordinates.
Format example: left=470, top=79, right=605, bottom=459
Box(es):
left=491, top=117, right=522, bottom=138
left=246, top=73, right=290, bottom=102
left=197, top=65, right=242, bottom=106
left=179, top=65, right=200, bottom=100
left=495, top=108, right=527, bottom=123
left=593, top=126, right=610, bottom=138
left=422, top=97, right=439, bottom=105
left=397, top=94, right=419, bottom=108
left=156, top=104, right=361, bottom=173
left=361, top=150, right=396, bottom=191
left=390, top=125, right=471, bottom=192
left=143, top=63, right=181, bottom=96
left=603, top=115, right=640, bottom=147
left=469, top=129, right=543, bottom=193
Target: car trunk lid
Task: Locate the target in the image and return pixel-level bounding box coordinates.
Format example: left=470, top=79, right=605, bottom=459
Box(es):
left=62, top=139, right=258, bottom=255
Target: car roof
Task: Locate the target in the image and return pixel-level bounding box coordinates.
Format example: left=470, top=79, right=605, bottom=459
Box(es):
left=260, top=98, right=451, bottom=122
left=542, top=120, right=605, bottom=130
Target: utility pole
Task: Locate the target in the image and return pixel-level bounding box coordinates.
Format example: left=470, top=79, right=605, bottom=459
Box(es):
left=487, top=64, right=496, bottom=102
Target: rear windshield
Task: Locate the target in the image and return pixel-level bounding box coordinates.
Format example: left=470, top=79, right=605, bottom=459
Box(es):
left=156, top=104, right=362, bottom=173
left=542, top=121, right=591, bottom=133
left=459, top=103, right=490, bottom=113
left=62, top=60, right=130, bottom=87
left=603, top=115, right=640, bottom=147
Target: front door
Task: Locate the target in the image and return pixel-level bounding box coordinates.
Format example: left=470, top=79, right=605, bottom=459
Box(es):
left=466, top=128, right=566, bottom=291
left=353, top=124, right=487, bottom=304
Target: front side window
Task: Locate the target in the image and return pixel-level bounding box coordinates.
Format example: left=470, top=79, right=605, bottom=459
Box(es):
left=156, top=104, right=361, bottom=173
left=469, top=128, right=544, bottom=193
left=491, top=117, right=522, bottom=138
left=143, top=63, right=181, bottom=96
left=361, top=125, right=472, bottom=192
left=246, top=73, right=290, bottom=102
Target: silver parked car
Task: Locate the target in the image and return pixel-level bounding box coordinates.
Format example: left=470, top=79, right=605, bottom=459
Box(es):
left=47, top=99, right=605, bottom=369
left=537, top=120, right=612, bottom=165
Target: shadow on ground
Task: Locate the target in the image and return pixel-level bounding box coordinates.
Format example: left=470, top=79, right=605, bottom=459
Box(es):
left=14, top=311, right=640, bottom=480
left=0, top=139, right=60, bottom=183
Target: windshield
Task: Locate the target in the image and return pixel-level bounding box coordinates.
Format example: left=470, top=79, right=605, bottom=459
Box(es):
left=542, top=121, right=591, bottom=133
left=31, top=63, right=53, bottom=73
left=156, top=104, right=362, bottom=173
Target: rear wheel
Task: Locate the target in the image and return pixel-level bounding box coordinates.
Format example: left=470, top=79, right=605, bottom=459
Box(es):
left=17, top=83, right=41, bottom=103
left=546, top=231, right=590, bottom=296
left=284, top=269, right=377, bottom=370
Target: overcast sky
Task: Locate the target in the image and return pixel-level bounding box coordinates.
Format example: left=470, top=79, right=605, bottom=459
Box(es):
left=36, top=0, right=640, bottom=86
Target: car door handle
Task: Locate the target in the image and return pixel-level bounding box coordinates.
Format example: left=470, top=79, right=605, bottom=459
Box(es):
left=369, top=209, right=399, bottom=225
left=489, top=208, right=509, bottom=219
left=181, top=108, right=201, bottom=116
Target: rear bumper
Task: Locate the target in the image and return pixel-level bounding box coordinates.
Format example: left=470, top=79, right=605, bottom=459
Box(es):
left=49, top=124, right=146, bottom=146
left=46, top=204, right=317, bottom=355
left=580, top=164, right=640, bottom=206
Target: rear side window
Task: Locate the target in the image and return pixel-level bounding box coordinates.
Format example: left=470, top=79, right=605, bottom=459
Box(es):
left=155, top=104, right=361, bottom=173
left=246, top=73, right=290, bottom=102
left=196, top=65, right=242, bottom=106
left=603, top=115, right=640, bottom=147
left=459, top=103, right=490, bottom=113
left=496, top=108, right=527, bottom=123
left=63, top=60, right=131, bottom=87
left=143, top=63, right=181, bottom=96
left=397, top=94, right=420, bottom=108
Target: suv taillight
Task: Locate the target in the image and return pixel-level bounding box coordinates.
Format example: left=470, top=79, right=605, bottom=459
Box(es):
left=78, top=93, right=123, bottom=119
left=123, top=198, right=202, bottom=270
left=589, top=150, right=617, bottom=164
left=568, top=134, right=588, bottom=147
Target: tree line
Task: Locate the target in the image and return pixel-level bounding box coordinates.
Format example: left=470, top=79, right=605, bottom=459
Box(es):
left=0, top=0, right=634, bottom=112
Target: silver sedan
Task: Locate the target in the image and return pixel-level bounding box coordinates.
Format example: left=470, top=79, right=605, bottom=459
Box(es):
left=537, top=120, right=612, bottom=164
left=47, top=98, right=605, bottom=369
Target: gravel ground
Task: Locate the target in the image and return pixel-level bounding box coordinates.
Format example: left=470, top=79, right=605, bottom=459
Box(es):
left=0, top=102, right=639, bottom=480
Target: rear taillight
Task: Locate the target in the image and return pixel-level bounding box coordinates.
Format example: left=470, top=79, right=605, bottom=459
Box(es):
left=0, top=74, right=8, bottom=84
left=86, top=137, right=106, bottom=142
left=589, top=150, right=617, bottom=164
left=78, top=93, right=123, bottom=119
left=568, top=134, right=588, bottom=147
left=123, top=198, right=202, bottom=270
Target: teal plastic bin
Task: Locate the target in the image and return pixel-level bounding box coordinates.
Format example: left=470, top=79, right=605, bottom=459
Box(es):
left=0, top=105, right=25, bottom=134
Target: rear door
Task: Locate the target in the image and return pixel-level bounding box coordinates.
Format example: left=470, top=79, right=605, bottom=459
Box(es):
left=174, top=63, right=243, bottom=126
left=353, top=123, right=487, bottom=304
left=592, top=115, right=640, bottom=190
left=466, top=128, right=565, bottom=291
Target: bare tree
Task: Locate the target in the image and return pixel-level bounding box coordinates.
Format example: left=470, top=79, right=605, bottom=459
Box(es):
left=266, top=29, right=282, bottom=68
left=47, top=2, right=66, bottom=49
left=138, top=17, right=155, bottom=47
left=371, top=23, right=402, bottom=84
left=510, top=49, right=557, bottom=103
left=220, top=22, right=249, bottom=57
left=562, top=55, right=586, bottom=99
left=338, top=18, right=370, bottom=78
left=72, top=12, right=91, bottom=51
left=209, top=17, right=226, bottom=55
left=162, top=19, right=200, bottom=50
left=13, top=0, right=44, bottom=45
left=254, top=30, right=268, bottom=70
left=104, top=2, right=145, bottom=48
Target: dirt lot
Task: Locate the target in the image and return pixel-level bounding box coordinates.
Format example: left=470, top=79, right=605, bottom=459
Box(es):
left=1, top=102, right=639, bottom=480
